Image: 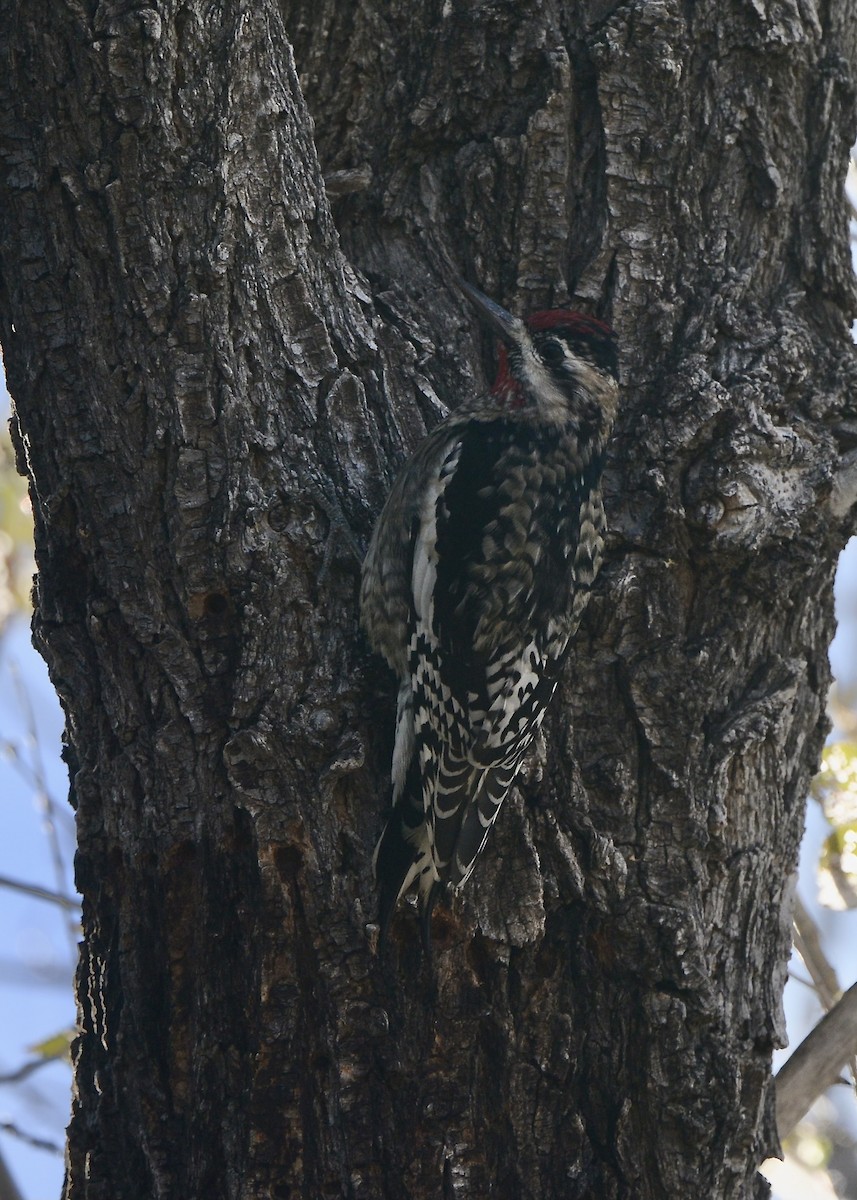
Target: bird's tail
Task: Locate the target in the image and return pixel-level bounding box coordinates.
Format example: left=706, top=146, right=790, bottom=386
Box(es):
left=443, top=756, right=520, bottom=888
left=374, top=680, right=440, bottom=945
left=373, top=759, right=438, bottom=944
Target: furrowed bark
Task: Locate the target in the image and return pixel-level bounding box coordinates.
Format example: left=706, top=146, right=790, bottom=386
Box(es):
left=0, top=1, right=856, bottom=1197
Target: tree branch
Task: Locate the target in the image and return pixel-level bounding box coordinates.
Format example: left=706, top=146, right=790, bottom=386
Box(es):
left=775, top=981, right=857, bottom=1140
left=0, top=1146, right=24, bottom=1200
left=0, top=873, right=78, bottom=911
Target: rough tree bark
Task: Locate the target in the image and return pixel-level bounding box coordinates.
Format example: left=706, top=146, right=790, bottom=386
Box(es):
left=1, top=1, right=856, bottom=1197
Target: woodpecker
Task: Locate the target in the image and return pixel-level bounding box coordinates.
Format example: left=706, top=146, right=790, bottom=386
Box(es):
left=361, top=282, right=619, bottom=946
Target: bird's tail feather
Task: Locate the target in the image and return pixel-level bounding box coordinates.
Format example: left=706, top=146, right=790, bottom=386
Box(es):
left=374, top=778, right=437, bottom=946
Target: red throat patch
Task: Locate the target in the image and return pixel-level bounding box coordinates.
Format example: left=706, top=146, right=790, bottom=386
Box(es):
left=490, top=308, right=613, bottom=404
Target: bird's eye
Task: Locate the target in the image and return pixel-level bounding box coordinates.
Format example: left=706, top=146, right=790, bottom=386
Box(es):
left=538, top=338, right=567, bottom=368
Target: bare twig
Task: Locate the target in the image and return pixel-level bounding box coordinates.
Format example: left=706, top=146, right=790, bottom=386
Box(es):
left=0, top=1057, right=52, bottom=1085
left=792, top=896, right=857, bottom=1086
left=793, top=896, right=841, bottom=1009
left=0, top=1036, right=72, bottom=1084
left=0, top=1121, right=63, bottom=1156
left=8, top=660, right=78, bottom=954
left=787, top=969, right=820, bottom=992
left=0, top=872, right=78, bottom=911
left=0, top=1118, right=61, bottom=1156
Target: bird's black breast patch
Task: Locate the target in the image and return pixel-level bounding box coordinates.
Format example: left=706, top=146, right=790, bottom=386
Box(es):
left=431, top=418, right=595, bottom=707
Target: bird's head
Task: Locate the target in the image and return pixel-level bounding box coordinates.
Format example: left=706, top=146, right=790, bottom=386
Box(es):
left=459, top=281, right=619, bottom=430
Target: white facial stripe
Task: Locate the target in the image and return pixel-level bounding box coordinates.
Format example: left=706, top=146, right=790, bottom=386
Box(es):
left=518, top=341, right=573, bottom=423
left=391, top=681, right=414, bottom=802
left=516, top=335, right=618, bottom=425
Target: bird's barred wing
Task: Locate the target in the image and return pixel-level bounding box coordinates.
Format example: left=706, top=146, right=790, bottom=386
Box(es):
left=407, top=424, right=575, bottom=890
left=439, top=637, right=566, bottom=888
left=409, top=627, right=558, bottom=890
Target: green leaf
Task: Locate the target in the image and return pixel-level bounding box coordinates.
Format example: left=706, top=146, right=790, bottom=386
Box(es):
left=26, top=1030, right=74, bottom=1062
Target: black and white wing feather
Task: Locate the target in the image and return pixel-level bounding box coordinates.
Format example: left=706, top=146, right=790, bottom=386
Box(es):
left=367, top=412, right=600, bottom=935
left=362, top=288, right=619, bottom=946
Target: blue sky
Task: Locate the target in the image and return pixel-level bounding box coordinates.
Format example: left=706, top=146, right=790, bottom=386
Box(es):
left=0, top=604, right=74, bottom=1196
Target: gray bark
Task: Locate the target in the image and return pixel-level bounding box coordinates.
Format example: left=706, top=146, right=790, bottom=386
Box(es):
left=0, top=1, right=856, bottom=1198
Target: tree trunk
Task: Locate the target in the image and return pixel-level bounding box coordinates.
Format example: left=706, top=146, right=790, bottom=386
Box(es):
left=1, top=1, right=856, bottom=1197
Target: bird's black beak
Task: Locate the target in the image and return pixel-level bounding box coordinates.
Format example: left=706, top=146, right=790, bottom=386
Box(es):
left=457, top=280, right=525, bottom=346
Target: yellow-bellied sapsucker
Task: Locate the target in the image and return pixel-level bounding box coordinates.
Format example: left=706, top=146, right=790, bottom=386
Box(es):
left=361, top=282, right=619, bottom=945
